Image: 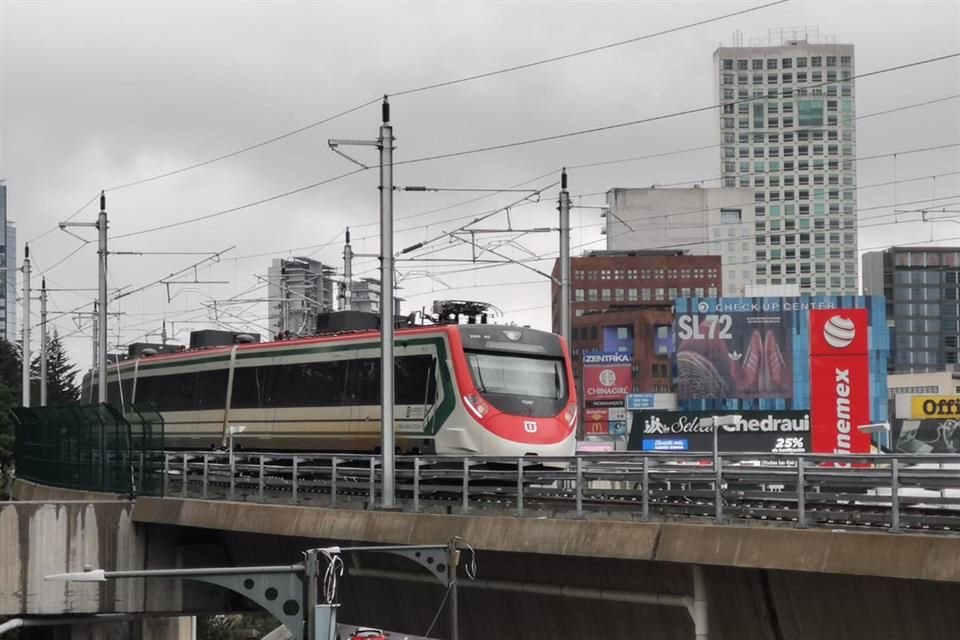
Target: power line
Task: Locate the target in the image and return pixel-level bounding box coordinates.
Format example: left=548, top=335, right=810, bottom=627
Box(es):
left=394, top=53, right=960, bottom=167
left=112, top=168, right=367, bottom=240
left=392, top=0, right=791, bottom=97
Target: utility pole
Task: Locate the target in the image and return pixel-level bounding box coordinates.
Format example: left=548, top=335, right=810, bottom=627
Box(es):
left=40, top=278, right=48, bottom=406
left=328, top=96, right=397, bottom=509
left=60, top=191, right=108, bottom=403
left=21, top=245, right=31, bottom=407
left=558, top=169, right=571, bottom=349
left=97, top=192, right=108, bottom=403
left=342, top=227, right=353, bottom=311
left=379, top=98, right=396, bottom=509
left=91, top=301, right=99, bottom=372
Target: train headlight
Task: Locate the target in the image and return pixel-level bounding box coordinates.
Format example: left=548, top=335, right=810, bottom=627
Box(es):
left=562, top=403, right=578, bottom=428
left=463, top=393, right=490, bottom=419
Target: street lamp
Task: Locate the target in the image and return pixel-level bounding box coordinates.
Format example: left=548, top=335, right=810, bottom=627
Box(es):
left=858, top=422, right=891, bottom=453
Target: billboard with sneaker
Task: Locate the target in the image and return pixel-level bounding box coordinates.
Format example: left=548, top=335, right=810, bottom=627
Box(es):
left=674, top=307, right=794, bottom=399
left=672, top=296, right=889, bottom=429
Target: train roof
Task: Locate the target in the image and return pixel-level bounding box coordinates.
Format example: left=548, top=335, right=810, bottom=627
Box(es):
left=108, top=323, right=558, bottom=370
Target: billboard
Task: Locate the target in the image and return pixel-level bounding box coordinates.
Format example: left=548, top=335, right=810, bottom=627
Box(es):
left=673, top=296, right=889, bottom=431
left=627, top=410, right=811, bottom=453
left=897, top=396, right=960, bottom=420
left=582, top=352, right=631, bottom=402
left=809, top=309, right=871, bottom=456
left=893, top=419, right=960, bottom=454
left=674, top=302, right=794, bottom=400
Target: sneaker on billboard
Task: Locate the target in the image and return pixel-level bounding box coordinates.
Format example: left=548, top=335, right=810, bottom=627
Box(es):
left=765, top=329, right=788, bottom=391
left=738, top=329, right=763, bottom=393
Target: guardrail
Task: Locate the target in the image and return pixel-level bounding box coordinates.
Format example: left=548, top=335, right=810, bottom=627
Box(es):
left=153, top=451, right=960, bottom=533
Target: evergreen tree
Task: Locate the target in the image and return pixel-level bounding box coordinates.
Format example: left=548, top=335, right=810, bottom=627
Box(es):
left=30, top=331, right=80, bottom=406
left=0, top=339, right=22, bottom=497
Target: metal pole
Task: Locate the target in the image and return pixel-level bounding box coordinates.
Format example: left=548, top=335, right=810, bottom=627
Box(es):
left=21, top=245, right=30, bottom=407
left=575, top=455, right=583, bottom=517
left=448, top=539, right=459, bottom=640
left=97, top=192, right=108, bottom=404
left=461, top=457, right=469, bottom=513
left=379, top=96, right=396, bottom=508
left=516, top=458, right=524, bottom=516
left=692, top=565, right=708, bottom=640
left=40, top=277, right=48, bottom=406
left=713, top=417, right=722, bottom=523
left=91, top=301, right=99, bottom=377
left=641, top=457, right=650, bottom=521
left=558, top=169, right=571, bottom=348
left=796, top=456, right=806, bottom=528
left=891, top=457, right=900, bottom=533
left=343, top=228, right=352, bottom=311
left=413, top=457, right=420, bottom=512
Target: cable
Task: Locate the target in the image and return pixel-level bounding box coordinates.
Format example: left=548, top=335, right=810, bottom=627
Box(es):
left=423, top=584, right=453, bottom=638
left=393, top=0, right=790, bottom=96
left=112, top=168, right=366, bottom=240
left=395, top=53, right=960, bottom=167
left=106, top=98, right=382, bottom=192
left=26, top=192, right=100, bottom=244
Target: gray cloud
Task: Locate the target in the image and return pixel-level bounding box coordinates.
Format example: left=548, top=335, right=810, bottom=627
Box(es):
left=2, top=0, right=959, bottom=370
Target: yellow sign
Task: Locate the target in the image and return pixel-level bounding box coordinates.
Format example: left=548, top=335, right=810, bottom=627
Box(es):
left=910, top=396, right=960, bottom=419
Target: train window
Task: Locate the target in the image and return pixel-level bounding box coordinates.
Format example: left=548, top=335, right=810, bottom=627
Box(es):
left=268, top=361, right=349, bottom=408
left=197, top=369, right=229, bottom=410
left=135, top=373, right=197, bottom=412
left=232, top=366, right=268, bottom=409
left=396, top=355, right=437, bottom=405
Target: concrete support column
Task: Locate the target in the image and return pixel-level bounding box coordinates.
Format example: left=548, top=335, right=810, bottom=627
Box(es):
left=692, top=564, right=708, bottom=640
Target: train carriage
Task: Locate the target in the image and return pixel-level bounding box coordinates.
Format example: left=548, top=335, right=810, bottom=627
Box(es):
left=91, top=323, right=578, bottom=457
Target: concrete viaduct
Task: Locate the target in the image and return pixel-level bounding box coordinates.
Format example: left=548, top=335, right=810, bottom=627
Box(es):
left=5, top=479, right=960, bottom=639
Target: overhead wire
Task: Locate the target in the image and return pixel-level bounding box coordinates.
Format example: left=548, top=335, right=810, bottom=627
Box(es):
left=393, top=53, right=960, bottom=168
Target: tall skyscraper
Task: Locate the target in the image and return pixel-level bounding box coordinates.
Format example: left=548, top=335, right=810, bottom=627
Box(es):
left=714, top=35, right=857, bottom=296
left=5, top=223, right=15, bottom=344
left=0, top=182, right=12, bottom=343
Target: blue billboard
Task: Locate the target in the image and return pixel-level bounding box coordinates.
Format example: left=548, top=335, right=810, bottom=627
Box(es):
left=673, top=296, right=889, bottom=424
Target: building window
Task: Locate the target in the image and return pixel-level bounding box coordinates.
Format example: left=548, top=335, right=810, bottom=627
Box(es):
left=575, top=289, right=584, bottom=302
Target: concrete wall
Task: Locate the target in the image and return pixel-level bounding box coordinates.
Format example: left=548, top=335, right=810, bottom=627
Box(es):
left=133, top=497, right=960, bottom=583
left=1, top=488, right=227, bottom=618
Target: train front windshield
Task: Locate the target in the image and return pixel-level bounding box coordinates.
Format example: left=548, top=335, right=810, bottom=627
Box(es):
left=466, top=352, right=566, bottom=400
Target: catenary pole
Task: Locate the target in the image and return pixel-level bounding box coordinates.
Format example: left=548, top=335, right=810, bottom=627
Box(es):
left=21, top=245, right=31, bottom=407
left=559, top=169, right=571, bottom=349
left=40, top=278, right=48, bottom=406
left=343, top=228, right=353, bottom=311
left=97, top=191, right=108, bottom=403
left=379, top=97, right=396, bottom=508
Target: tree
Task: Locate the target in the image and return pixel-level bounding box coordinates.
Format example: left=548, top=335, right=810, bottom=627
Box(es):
left=0, top=338, right=21, bottom=498
left=197, top=613, right=280, bottom=640
left=30, top=331, right=80, bottom=406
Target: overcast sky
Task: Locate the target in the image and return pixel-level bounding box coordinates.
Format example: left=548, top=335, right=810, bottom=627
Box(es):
left=2, top=0, right=959, bottom=372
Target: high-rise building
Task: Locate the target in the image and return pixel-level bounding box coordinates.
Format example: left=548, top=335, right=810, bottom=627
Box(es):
left=348, top=277, right=403, bottom=317
left=862, top=246, right=960, bottom=372
left=605, top=187, right=755, bottom=296
left=5, top=223, right=15, bottom=344
left=0, top=182, right=12, bottom=343
left=266, top=257, right=336, bottom=337
left=714, top=36, right=857, bottom=296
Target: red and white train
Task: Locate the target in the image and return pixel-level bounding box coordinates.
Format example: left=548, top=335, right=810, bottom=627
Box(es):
left=95, top=323, right=578, bottom=457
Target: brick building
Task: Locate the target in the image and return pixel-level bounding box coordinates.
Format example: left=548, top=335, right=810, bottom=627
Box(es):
left=551, top=250, right=723, bottom=399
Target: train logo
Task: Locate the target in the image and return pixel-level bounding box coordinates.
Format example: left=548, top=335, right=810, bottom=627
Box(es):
left=823, top=315, right=857, bottom=349
left=524, top=421, right=538, bottom=433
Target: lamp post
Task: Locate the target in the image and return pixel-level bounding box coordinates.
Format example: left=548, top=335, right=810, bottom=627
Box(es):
left=227, top=424, right=247, bottom=464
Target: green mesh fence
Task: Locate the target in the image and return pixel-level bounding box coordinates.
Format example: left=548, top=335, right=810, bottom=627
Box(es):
left=11, top=404, right=165, bottom=496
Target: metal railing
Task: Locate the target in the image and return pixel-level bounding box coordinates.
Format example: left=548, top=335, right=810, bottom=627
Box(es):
left=153, top=451, right=960, bottom=533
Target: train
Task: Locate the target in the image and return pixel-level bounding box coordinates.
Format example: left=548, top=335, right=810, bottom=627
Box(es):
left=88, top=320, right=578, bottom=457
